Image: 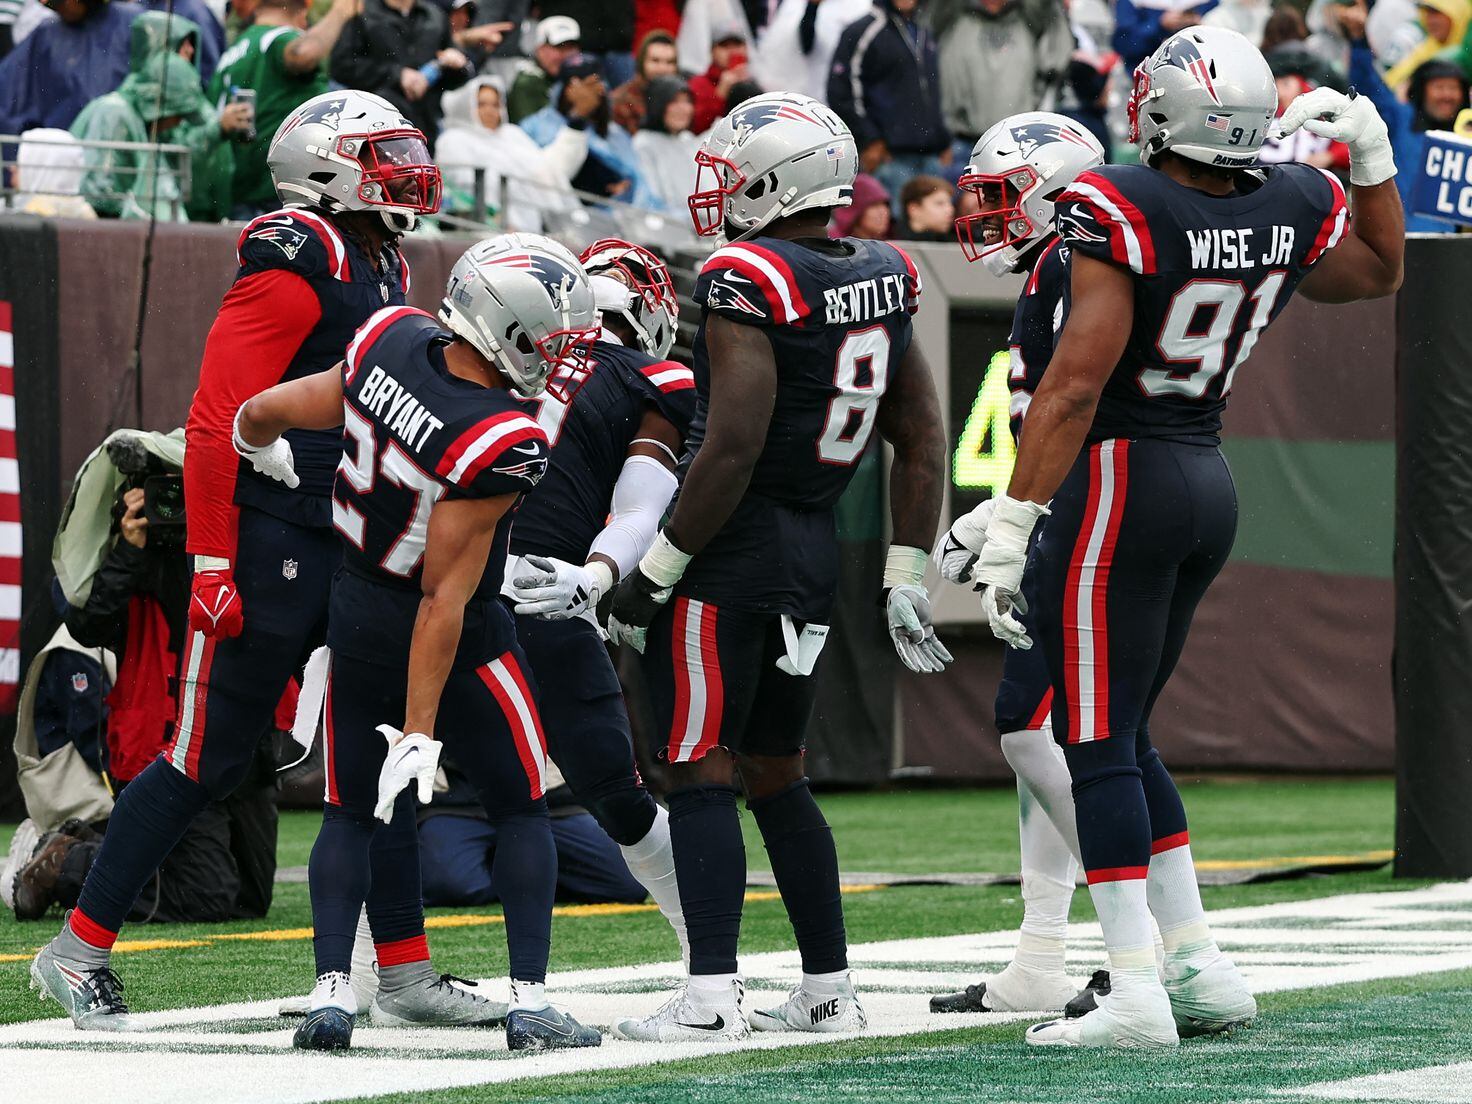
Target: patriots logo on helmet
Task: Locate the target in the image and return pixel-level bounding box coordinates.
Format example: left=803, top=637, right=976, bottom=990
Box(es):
left=278, top=96, right=349, bottom=139
left=729, top=100, right=842, bottom=140
left=1155, top=35, right=1223, bottom=105
left=705, top=272, right=767, bottom=318
left=484, top=251, right=581, bottom=303
left=1008, top=122, right=1098, bottom=158
left=250, top=221, right=310, bottom=260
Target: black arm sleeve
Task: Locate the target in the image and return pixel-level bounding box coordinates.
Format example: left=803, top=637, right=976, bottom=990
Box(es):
left=64, top=540, right=150, bottom=650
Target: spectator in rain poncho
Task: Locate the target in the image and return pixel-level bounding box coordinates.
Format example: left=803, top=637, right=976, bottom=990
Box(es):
left=632, top=75, right=700, bottom=214
left=435, top=74, right=586, bottom=232
left=12, top=128, right=96, bottom=217
left=0, top=0, right=141, bottom=135
left=70, top=35, right=247, bottom=221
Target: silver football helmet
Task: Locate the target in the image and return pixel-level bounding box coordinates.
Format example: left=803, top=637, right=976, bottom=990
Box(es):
left=439, top=233, right=598, bottom=400
left=956, top=111, right=1105, bottom=277
left=269, top=90, right=442, bottom=234
left=689, top=91, right=857, bottom=241
left=579, top=238, right=679, bottom=359
left=1128, top=27, right=1277, bottom=168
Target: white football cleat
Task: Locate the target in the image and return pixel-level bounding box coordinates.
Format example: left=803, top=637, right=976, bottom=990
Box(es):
left=1163, top=950, right=1257, bottom=1037
left=749, top=976, right=867, bottom=1033
left=611, top=982, right=751, bottom=1043
left=931, top=962, right=1082, bottom=1014
left=1026, top=982, right=1179, bottom=1049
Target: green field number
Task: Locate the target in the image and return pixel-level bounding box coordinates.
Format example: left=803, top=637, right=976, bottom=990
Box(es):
left=953, top=349, right=1016, bottom=495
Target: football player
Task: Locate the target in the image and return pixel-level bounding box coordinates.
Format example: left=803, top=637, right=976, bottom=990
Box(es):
left=503, top=238, right=695, bottom=960
left=930, top=112, right=1111, bottom=1017
left=966, top=28, right=1403, bottom=1047
left=29, top=91, right=493, bottom=1032
left=606, top=92, right=952, bottom=1042
left=234, top=233, right=604, bottom=1052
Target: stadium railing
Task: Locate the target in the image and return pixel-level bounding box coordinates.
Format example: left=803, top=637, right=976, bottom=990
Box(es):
left=0, top=134, right=193, bottom=223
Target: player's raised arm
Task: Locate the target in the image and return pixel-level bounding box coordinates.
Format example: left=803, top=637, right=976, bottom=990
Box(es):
left=875, top=340, right=952, bottom=673
left=1281, top=88, right=1405, bottom=303
left=608, top=315, right=777, bottom=651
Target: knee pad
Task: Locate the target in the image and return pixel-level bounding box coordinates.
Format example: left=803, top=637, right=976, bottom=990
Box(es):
left=1061, top=737, right=1142, bottom=795
left=667, top=784, right=740, bottom=819
left=581, top=779, right=657, bottom=847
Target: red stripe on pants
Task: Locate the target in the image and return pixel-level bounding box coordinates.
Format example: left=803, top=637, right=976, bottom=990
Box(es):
left=183, top=635, right=218, bottom=781
left=1151, top=830, right=1190, bottom=855
left=1026, top=687, right=1054, bottom=731
left=691, top=602, right=723, bottom=760
left=375, top=934, right=430, bottom=967
left=668, top=597, right=693, bottom=761
left=1089, top=441, right=1130, bottom=743
left=1085, top=864, right=1150, bottom=885
left=1063, top=446, right=1106, bottom=744
left=478, top=658, right=544, bottom=800
left=69, top=907, right=119, bottom=949
left=323, top=668, right=339, bottom=806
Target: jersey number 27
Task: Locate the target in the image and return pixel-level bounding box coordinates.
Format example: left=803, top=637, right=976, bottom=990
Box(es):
left=333, top=405, right=445, bottom=577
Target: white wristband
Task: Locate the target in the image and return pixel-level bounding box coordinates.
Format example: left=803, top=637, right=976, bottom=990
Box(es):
left=988, top=495, right=1051, bottom=551
left=883, top=545, right=928, bottom=589
left=232, top=406, right=264, bottom=457
left=194, top=555, right=231, bottom=572
left=639, top=531, right=692, bottom=589
left=584, top=559, right=615, bottom=603
left=1348, top=138, right=1396, bottom=188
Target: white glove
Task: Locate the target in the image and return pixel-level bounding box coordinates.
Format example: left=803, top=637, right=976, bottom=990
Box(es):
left=1279, top=87, right=1395, bottom=187
left=885, top=584, right=954, bottom=674
left=509, top=555, right=614, bottom=620
left=971, top=494, right=1050, bottom=650
left=373, top=726, right=441, bottom=824
left=232, top=406, right=300, bottom=488
left=932, top=498, right=995, bottom=584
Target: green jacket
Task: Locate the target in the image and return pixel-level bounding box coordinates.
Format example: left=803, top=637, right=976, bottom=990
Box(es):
left=70, top=14, right=235, bottom=221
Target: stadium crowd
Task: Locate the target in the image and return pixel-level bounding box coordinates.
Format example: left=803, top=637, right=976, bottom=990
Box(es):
left=0, top=0, right=1466, bottom=228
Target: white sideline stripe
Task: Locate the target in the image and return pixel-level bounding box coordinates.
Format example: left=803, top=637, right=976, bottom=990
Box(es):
left=4, top=883, right=1472, bottom=1104
left=1277, top=1061, right=1472, bottom=1102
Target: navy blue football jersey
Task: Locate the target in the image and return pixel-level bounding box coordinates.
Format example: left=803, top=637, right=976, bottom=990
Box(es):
left=327, top=307, right=548, bottom=668
left=680, top=236, right=921, bottom=619
left=509, top=339, right=696, bottom=565
left=233, top=208, right=410, bottom=525
left=1056, top=163, right=1347, bottom=443
left=1008, top=235, right=1069, bottom=442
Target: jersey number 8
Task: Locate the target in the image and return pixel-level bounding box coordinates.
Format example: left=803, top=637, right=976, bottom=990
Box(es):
left=818, top=326, right=891, bottom=465
left=1145, top=272, right=1287, bottom=399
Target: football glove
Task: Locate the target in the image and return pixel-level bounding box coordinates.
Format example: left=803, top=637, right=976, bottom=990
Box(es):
left=885, top=584, right=953, bottom=674
left=971, top=495, right=1050, bottom=651
left=1279, top=87, right=1394, bottom=187
left=373, top=726, right=441, bottom=824
left=189, top=566, right=244, bottom=639
left=932, top=498, right=995, bottom=584
left=509, top=555, right=614, bottom=620
left=607, top=532, right=691, bottom=653
left=232, top=406, right=299, bottom=488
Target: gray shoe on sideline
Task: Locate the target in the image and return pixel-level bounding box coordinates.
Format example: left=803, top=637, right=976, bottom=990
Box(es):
left=370, top=974, right=508, bottom=1027
left=30, top=941, right=141, bottom=1032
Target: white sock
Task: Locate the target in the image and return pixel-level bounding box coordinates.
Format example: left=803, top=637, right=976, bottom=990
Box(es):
left=349, top=907, right=379, bottom=1012
left=802, top=969, right=848, bottom=993
left=687, top=973, right=740, bottom=1008
left=619, top=806, right=689, bottom=962
left=310, top=971, right=356, bottom=1013
left=1000, top=726, right=1081, bottom=861
left=510, top=979, right=547, bottom=1011
left=1087, top=877, right=1156, bottom=994
left=1147, top=841, right=1217, bottom=956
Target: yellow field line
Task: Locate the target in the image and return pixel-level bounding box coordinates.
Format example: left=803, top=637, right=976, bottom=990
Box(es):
left=1196, top=850, right=1394, bottom=872
left=0, top=886, right=880, bottom=965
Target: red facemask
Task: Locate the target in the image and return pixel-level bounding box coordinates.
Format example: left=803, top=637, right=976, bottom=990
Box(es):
left=344, top=131, right=443, bottom=214
left=952, top=166, right=1038, bottom=263
left=688, top=148, right=745, bottom=237
left=580, top=238, right=679, bottom=319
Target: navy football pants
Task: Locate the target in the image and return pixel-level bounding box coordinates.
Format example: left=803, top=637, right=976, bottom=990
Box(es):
left=76, top=508, right=336, bottom=934
left=514, top=613, right=657, bottom=847
left=1030, top=439, right=1236, bottom=877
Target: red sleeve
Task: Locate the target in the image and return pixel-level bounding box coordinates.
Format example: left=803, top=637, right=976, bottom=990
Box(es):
left=184, top=269, right=323, bottom=559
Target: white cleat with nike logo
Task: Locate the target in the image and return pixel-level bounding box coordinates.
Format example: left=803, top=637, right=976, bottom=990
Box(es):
left=611, top=983, right=752, bottom=1043
left=749, top=976, right=867, bottom=1033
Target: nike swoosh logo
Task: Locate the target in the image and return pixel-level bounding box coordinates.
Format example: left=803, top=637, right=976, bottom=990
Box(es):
left=518, top=1013, right=575, bottom=1036
left=675, top=1014, right=726, bottom=1032
left=511, top=442, right=541, bottom=455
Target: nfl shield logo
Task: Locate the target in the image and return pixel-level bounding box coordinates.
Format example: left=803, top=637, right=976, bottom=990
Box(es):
left=71, top=673, right=89, bottom=693
left=283, top=559, right=299, bottom=580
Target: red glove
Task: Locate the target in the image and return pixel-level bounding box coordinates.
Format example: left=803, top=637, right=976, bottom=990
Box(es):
left=190, top=569, right=245, bottom=639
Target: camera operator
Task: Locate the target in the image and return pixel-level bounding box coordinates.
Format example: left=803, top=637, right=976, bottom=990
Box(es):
left=11, top=435, right=281, bottom=923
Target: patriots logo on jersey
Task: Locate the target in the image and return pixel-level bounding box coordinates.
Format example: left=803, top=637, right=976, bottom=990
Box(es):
left=1008, top=122, right=1097, bottom=158
left=1057, top=204, right=1109, bottom=244
left=704, top=272, right=767, bottom=318
left=1156, top=36, right=1223, bottom=105
left=250, top=220, right=310, bottom=261
left=492, top=454, right=549, bottom=484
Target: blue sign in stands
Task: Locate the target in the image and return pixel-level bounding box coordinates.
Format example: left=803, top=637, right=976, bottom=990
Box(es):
left=1411, top=130, right=1472, bottom=228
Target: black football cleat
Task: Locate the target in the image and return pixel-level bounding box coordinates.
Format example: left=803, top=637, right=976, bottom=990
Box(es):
left=293, top=1006, right=355, bottom=1051
left=1064, top=970, right=1112, bottom=1019
left=930, top=983, right=992, bottom=1014
left=505, top=1005, right=602, bottom=1052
